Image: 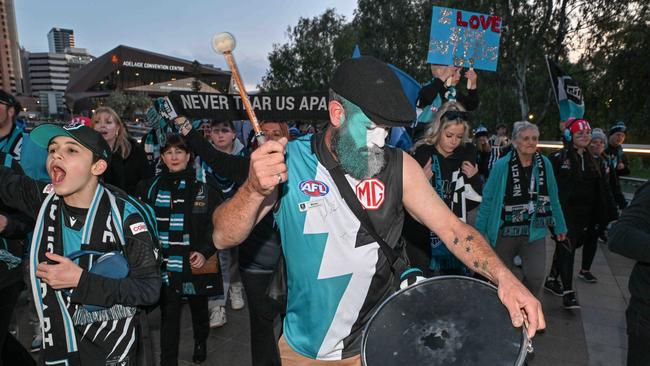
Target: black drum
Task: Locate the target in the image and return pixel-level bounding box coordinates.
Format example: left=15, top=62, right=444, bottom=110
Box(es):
left=361, top=276, right=531, bottom=366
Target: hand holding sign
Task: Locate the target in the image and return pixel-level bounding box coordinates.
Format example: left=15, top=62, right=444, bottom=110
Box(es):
left=156, top=96, right=179, bottom=121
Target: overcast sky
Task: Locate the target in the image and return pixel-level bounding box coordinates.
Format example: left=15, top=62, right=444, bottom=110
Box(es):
left=15, top=0, right=356, bottom=89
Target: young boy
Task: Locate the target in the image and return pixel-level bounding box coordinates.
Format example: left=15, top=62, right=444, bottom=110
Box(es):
left=0, top=121, right=161, bottom=365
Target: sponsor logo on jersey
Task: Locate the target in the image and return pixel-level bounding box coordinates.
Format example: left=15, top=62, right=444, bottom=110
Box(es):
left=43, top=184, right=54, bottom=194
left=130, top=222, right=148, bottom=235
left=299, top=180, right=330, bottom=197
left=355, top=178, right=385, bottom=210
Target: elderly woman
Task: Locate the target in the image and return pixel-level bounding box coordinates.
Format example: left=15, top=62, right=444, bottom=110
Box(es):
left=476, top=121, right=567, bottom=295
left=92, top=107, right=153, bottom=194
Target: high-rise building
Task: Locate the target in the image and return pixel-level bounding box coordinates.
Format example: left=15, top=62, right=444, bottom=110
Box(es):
left=22, top=48, right=94, bottom=116
left=47, top=27, right=74, bottom=53
left=0, top=0, right=24, bottom=94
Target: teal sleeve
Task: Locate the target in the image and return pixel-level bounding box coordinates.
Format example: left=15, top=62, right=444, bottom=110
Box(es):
left=544, top=157, right=567, bottom=234
left=476, top=168, right=497, bottom=241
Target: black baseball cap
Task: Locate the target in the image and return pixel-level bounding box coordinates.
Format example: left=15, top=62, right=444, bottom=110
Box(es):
left=0, top=90, right=21, bottom=112
left=330, top=56, right=415, bottom=127
left=30, top=122, right=112, bottom=164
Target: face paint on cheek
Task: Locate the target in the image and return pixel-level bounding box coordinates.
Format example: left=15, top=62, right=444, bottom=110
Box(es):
left=342, top=111, right=371, bottom=150
left=366, top=126, right=388, bottom=148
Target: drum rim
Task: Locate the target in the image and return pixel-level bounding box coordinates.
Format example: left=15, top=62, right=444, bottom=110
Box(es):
left=360, top=275, right=530, bottom=366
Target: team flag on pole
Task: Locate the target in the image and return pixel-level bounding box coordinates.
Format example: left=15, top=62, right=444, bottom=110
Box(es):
left=545, top=55, right=585, bottom=121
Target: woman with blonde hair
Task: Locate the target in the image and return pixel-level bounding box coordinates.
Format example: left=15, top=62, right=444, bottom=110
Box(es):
left=404, top=101, right=483, bottom=276
left=92, top=106, right=153, bottom=194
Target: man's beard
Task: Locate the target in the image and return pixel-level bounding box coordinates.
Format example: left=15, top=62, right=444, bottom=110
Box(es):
left=331, top=126, right=386, bottom=180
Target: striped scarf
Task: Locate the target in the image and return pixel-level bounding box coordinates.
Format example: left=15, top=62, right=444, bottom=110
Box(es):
left=153, top=170, right=195, bottom=293
left=502, top=150, right=553, bottom=237
left=30, top=184, right=137, bottom=365
left=147, top=169, right=223, bottom=297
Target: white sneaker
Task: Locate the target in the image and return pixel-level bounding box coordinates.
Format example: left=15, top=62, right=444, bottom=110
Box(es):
left=209, top=305, right=227, bottom=328
left=229, top=284, right=245, bottom=310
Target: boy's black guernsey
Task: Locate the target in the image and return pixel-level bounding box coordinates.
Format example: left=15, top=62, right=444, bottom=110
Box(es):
left=0, top=165, right=161, bottom=365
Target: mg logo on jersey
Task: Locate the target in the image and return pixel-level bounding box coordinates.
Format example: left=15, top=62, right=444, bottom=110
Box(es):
left=355, top=178, right=385, bottom=210
left=299, top=180, right=330, bottom=197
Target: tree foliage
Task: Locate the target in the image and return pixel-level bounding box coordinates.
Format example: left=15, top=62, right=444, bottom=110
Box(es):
left=105, top=91, right=151, bottom=121
left=260, top=9, right=355, bottom=92
left=261, top=0, right=647, bottom=140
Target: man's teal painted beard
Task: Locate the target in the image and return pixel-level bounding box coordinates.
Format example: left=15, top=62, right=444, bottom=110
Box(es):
left=331, top=100, right=387, bottom=180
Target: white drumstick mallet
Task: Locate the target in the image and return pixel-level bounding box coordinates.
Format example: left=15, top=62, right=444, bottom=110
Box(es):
left=212, top=32, right=266, bottom=144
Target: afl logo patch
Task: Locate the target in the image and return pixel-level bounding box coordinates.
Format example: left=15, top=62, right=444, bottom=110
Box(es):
left=299, top=180, right=330, bottom=197
left=355, top=178, right=385, bottom=210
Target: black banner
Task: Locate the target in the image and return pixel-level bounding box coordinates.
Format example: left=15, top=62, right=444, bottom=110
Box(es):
left=167, top=91, right=329, bottom=121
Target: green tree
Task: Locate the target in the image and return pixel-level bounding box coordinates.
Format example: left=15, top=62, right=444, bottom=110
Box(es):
left=261, top=0, right=640, bottom=140
left=105, top=91, right=152, bottom=121
left=582, top=3, right=650, bottom=142
left=260, top=9, right=355, bottom=92
left=106, top=91, right=129, bottom=116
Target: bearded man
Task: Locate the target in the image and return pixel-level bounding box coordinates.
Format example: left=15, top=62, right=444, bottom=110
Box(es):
left=212, top=56, right=544, bottom=366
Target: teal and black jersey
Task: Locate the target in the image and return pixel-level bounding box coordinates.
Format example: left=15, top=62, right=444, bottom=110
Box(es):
left=275, top=132, right=404, bottom=360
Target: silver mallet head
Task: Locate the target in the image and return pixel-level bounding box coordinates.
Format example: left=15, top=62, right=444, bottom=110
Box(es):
left=212, top=32, right=236, bottom=54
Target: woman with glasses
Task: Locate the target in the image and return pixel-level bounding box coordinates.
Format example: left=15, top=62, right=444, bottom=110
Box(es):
left=404, top=101, right=483, bottom=276
left=543, top=119, right=618, bottom=309
left=476, top=121, right=567, bottom=297
left=91, top=107, right=153, bottom=195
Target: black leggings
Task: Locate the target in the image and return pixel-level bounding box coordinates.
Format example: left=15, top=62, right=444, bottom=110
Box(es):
left=577, top=225, right=601, bottom=271
left=241, top=270, right=281, bottom=366
left=160, top=286, right=209, bottom=366
left=550, top=215, right=594, bottom=291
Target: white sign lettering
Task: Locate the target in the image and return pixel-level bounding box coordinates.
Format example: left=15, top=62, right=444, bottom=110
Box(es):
left=122, top=60, right=185, bottom=72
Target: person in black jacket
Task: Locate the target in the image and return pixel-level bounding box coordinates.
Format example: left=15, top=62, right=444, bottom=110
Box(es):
left=608, top=181, right=650, bottom=366
left=579, top=128, right=621, bottom=282
left=0, top=153, right=35, bottom=366
left=605, top=121, right=630, bottom=209
left=472, top=124, right=491, bottom=180
left=92, top=106, right=154, bottom=195
left=137, top=134, right=223, bottom=365
left=406, top=101, right=482, bottom=276
left=0, top=122, right=161, bottom=365
left=414, top=65, right=479, bottom=148
left=175, top=117, right=283, bottom=366
left=544, top=119, right=618, bottom=310
left=417, top=65, right=479, bottom=113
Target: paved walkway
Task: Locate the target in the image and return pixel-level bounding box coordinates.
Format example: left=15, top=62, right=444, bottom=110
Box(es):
left=14, top=239, right=635, bottom=365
